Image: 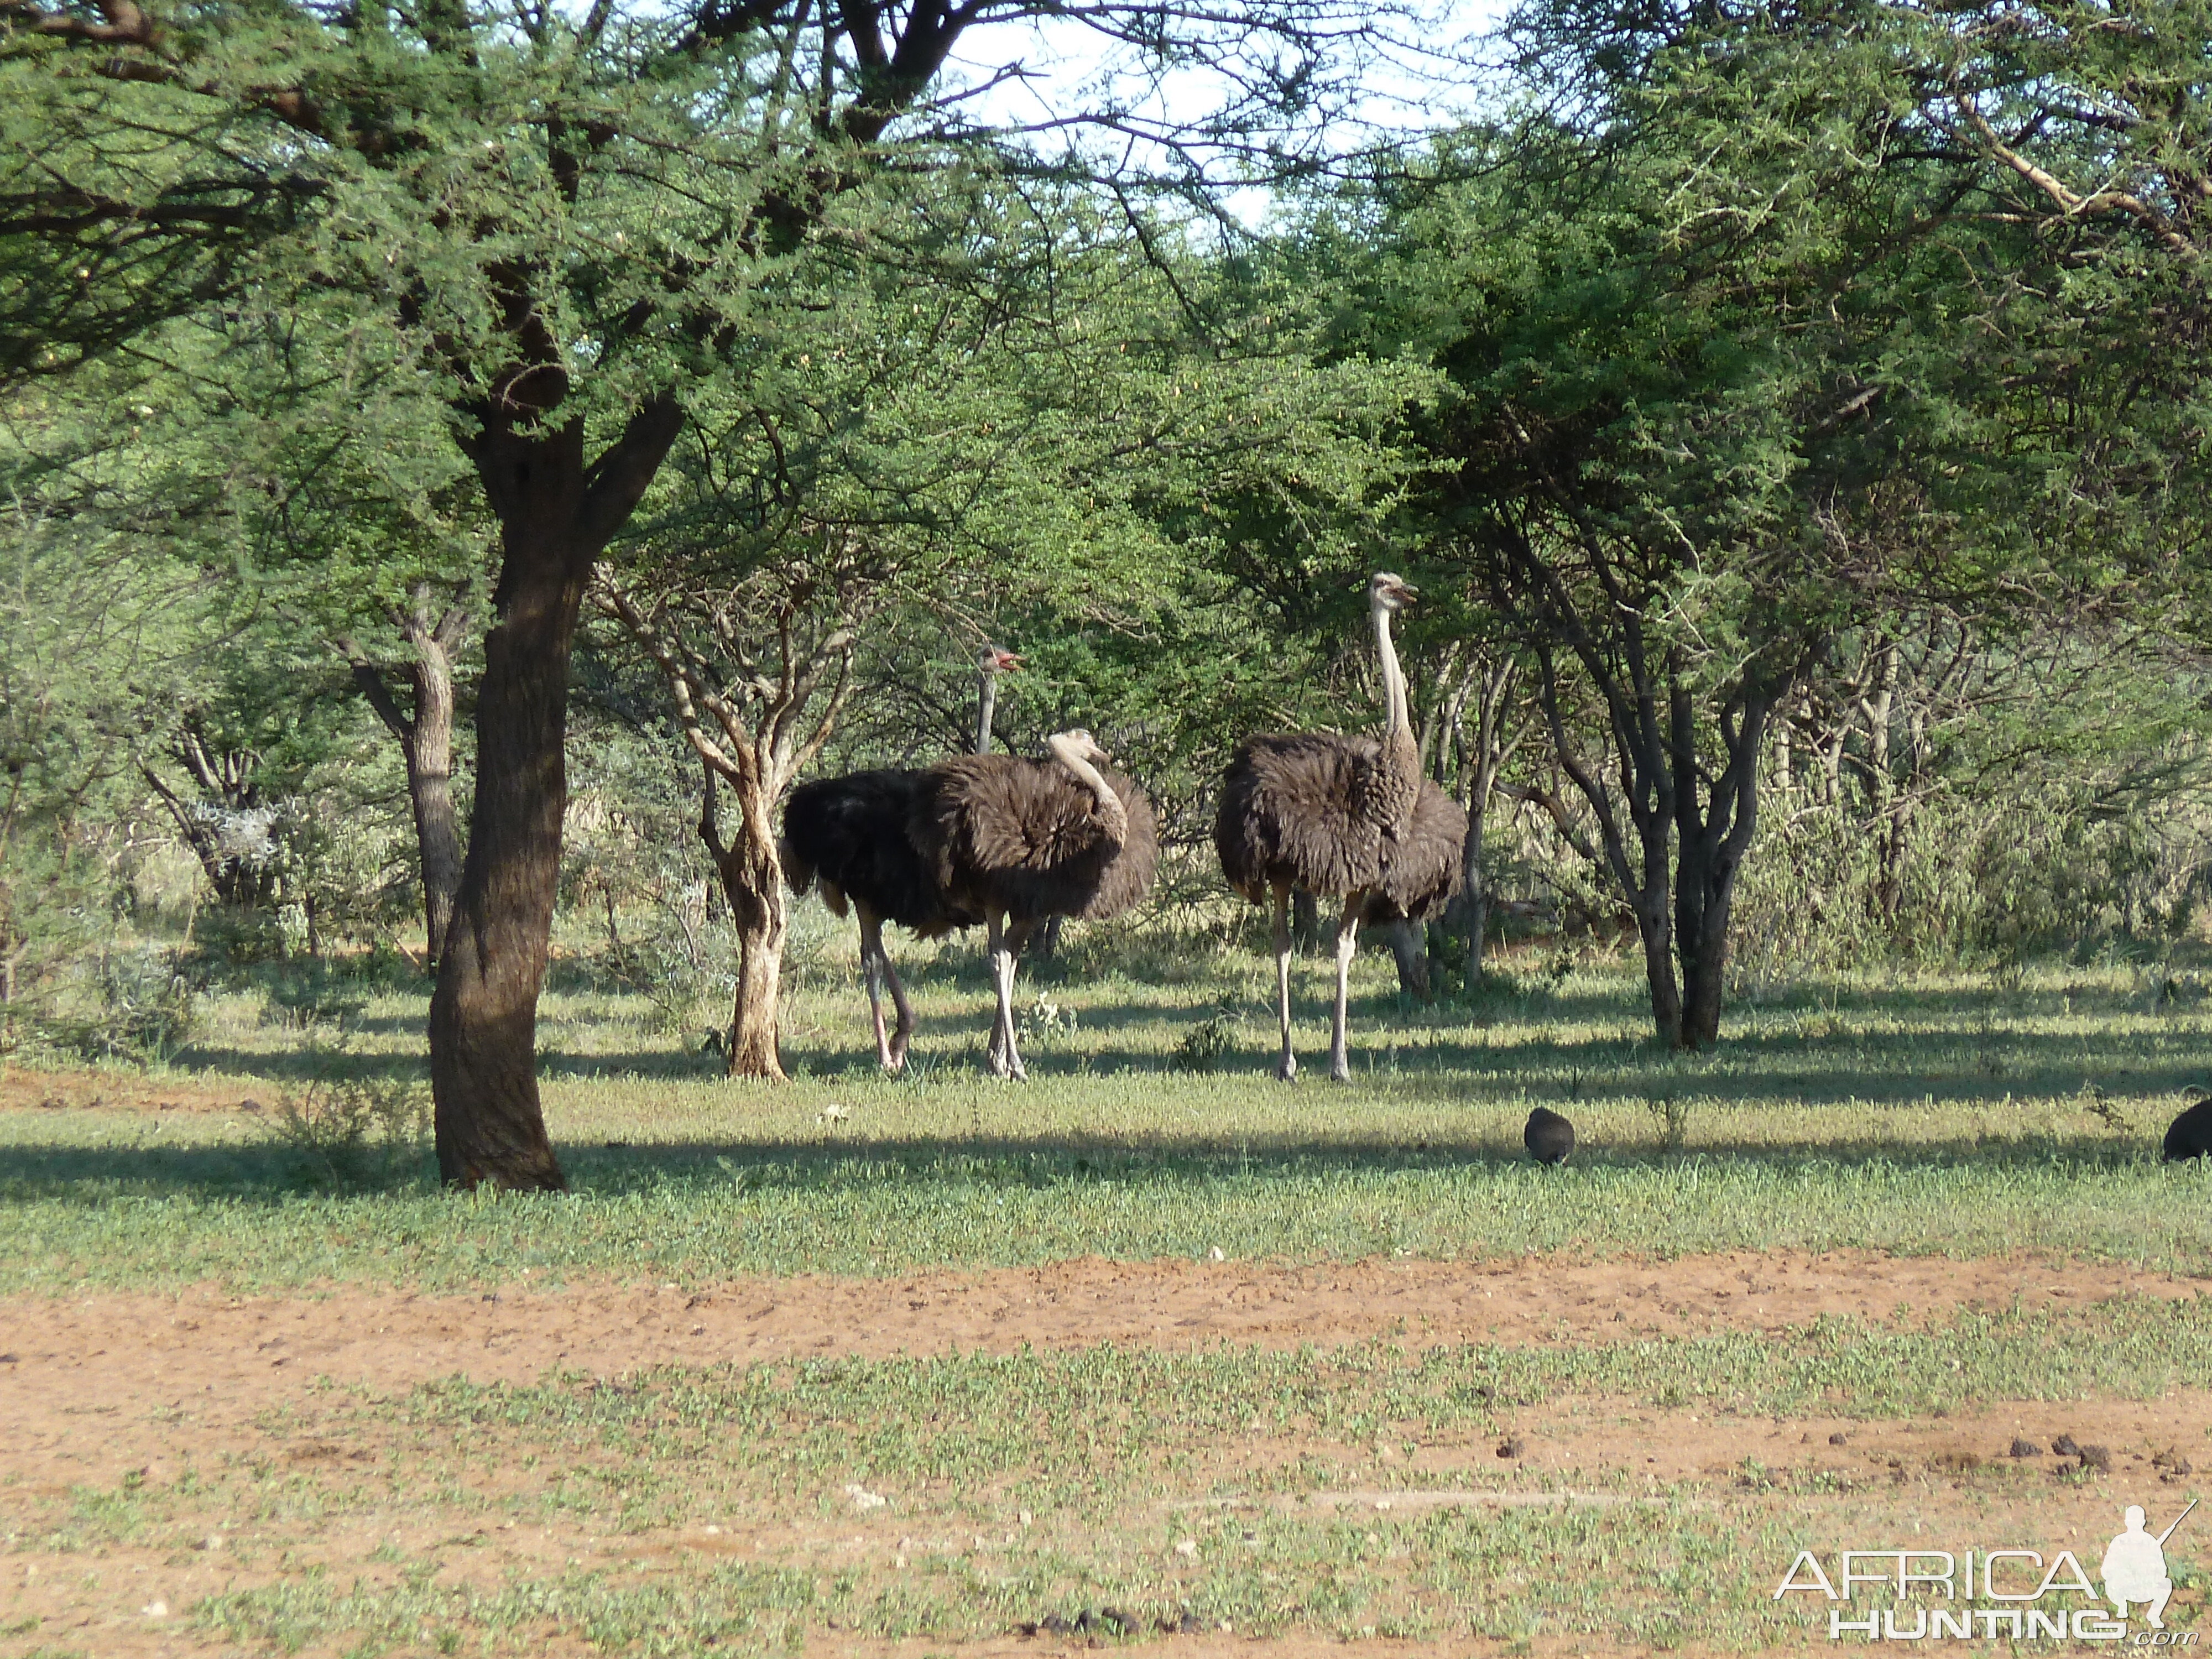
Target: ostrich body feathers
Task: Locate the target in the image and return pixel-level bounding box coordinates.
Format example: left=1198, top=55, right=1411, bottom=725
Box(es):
left=2164, top=1093, right=2212, bottom=1161
left=781, top=769, right=975, bottom=937
left=913, top=754, right=1159, bottom=924
left=1215, top=733, right=1467, bottom=919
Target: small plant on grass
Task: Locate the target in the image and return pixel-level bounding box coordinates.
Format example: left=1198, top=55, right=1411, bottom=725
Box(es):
left=2080, top=1083, right=2135, bottom=1136
left=1647, top=1094, right=1690, bottom=1152
left=1173, top=1009, right=1240, bottom=1073
left=264, top=1045, right=432, bottom=1191
left=1017, top=989, right=1078, bottom=1047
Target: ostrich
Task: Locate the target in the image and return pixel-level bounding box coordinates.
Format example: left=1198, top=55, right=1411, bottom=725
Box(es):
left=1215, top=572, right=1468, bottom=1081
left=911, top=729, right=1158, bottom=1079
left=780, top=645, right=1019, bottom=1070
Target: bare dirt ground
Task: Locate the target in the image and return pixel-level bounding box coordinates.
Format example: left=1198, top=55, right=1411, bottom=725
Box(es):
left=6, top=1249, right=2201, bottom=1488
left=8, top=1253, right=2209, bottom=1658
left=0, top=1066, right=265, bottom=1116
left=9, top=1248, right=2201, bottom=1454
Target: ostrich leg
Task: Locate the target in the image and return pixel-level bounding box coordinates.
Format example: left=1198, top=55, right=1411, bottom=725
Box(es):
left=857, top=907, right=897, bottom=1072
left=881, top=947, right=919, bottom=1071
left=1329, top=894, right=1363, bottom=1082
left=985, top=912, right=1026, bottom=1081
left=998, top=921, right=1035, bottom=1082
left=1271, top=883, right=1298, bottom=1082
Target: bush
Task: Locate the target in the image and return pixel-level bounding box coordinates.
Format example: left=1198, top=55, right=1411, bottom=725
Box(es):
left=29, top=945, right=201, bottom=1068
left=1173, top=1008, right=1240, bottom=1072
left=263, top=1053, right=432, bottom=1191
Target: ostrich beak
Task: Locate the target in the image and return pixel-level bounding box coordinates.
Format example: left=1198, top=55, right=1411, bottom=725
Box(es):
left=995, top=649, right=1022, bottom=672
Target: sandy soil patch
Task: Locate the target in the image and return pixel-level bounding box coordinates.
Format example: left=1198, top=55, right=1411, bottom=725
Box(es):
left=2, top=1249, right=2201, bottom=1489
left=0, top=1066, right=268, bottom=1117
left=8, top=1251, right=2209, bottom=1657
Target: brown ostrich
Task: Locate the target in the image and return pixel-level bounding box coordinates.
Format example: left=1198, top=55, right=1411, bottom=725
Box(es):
left=1215, top=572, right=1468, bottom=1081
left=911, top=729, right=1158, bottom=1079
left=780, top=645, right=1019, bottom=1070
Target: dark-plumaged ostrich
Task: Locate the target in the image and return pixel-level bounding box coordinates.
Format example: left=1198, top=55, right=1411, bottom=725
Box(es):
left=1215, top=572, right=1468, bottom=1081
left=911, top=729, right=1158, bottom=1079
left=779, top=645, right=1019, bottom=1070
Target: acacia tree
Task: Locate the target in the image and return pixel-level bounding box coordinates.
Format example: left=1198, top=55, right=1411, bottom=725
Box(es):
left=3, top=0, right=1432, bottom=1187
left=594, top=564, right=858, bottom=1080
left=1331, top=80, right=2012, bottom=1044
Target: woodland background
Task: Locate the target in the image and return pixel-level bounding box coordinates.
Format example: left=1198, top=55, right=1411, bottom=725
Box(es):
left=7, top=0, right=2212, bottom=1110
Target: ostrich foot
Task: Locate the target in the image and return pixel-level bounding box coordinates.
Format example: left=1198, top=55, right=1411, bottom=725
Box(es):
left=1275, top=1055, right=1298, bottom=1082
left=1329, top=1055, right=1350, bottom=1083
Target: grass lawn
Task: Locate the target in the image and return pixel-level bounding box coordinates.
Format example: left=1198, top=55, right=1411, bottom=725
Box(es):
left=4, top=943, right=2211, bottom=1655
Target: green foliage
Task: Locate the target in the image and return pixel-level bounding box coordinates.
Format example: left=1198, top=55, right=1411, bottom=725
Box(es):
left=1173, top=1009, right=1243, bottom=1073
left=263, top=1048, right=432, bottom=1192
left=25, top=945, right=201, bottom=1070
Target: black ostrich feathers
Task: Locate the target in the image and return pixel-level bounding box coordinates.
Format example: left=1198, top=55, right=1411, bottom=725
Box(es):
left=911, top=752, right=1159, bottom=926
left=1214, top=734, right=1465, bottom=920
left=780, top=769, right=975, bottom=937
left=2163, top=1091, right=2212, bottom=1161
left=1524, top=1106, right=1575, bottom=1166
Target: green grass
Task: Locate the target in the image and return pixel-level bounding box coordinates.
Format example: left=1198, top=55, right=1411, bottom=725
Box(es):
left=7, top=955, right=2212, bottom=1290
left=12, top=950, right=2212, bottom=1654
left=20, top=1301, right=2212, bottom=1654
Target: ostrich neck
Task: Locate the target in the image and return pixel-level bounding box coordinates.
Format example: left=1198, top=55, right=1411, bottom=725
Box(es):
left=1047, top=736, right=1128, bottom=846
left=1363, top=602, right=1416, bottom=832
left=974, top=671, right=998, bottom=755
left=1373, top=603, right=1415, bottom=764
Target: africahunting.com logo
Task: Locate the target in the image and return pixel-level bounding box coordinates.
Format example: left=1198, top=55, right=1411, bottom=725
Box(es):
left=1776, top=1501, right=2197, bottom=1644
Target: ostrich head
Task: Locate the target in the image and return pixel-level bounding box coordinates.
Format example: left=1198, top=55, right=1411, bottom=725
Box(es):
left=1054, top=728, right=1112, bottom=766
left=977, top=644, right=1021, bottom=675
left=1368, top=571, right=1418, bottom=613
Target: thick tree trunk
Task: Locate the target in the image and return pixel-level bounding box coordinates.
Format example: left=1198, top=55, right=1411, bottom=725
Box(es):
left=1291, top=888, right=1322, bottom=954
left=1667, top=687, right=1768, bottom=1052
left=427, top=523, right=584, bottom=1192
left=1673, top=836, right=1735, bottom=1049
left=1634, top=891, right=1683, bottom=1046
left=725, top=890, right=787, bottom=1079
left=429, top=400, right=682, bottom=1191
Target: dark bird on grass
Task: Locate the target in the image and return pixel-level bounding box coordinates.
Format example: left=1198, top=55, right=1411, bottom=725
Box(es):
left=2163, top=1089, right=2212, bottom=1161
left=780, top=645, right=1019, bottom=1071
left=1525, top=1106, right=1575, bottom=1166
left=1214, top=572, right=1467, bottom=1081
left=910, top=729, right=1158, bottom=1080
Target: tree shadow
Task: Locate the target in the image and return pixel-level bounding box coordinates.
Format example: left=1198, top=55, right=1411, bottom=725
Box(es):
left=0, top=1127, right=2178, bottom=1208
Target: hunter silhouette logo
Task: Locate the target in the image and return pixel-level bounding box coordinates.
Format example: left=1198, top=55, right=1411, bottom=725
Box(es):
left=2104, top=1501, right=2195, bottom=1630
left=1776, top=1500, right=2200, bottom=1642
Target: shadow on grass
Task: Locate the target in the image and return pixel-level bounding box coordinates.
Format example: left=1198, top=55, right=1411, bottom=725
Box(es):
left=172, top=1010, right=2212, bottom=1108
left=0, top=1127, right=2177, bottom=1208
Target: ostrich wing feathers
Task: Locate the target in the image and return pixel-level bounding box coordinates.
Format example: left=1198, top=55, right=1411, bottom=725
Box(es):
left=1217, top=734, right=1465, bottom=916
left=781, top=769, right=976, bottom=936
left=912, top=755, right=1159, bottom=925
